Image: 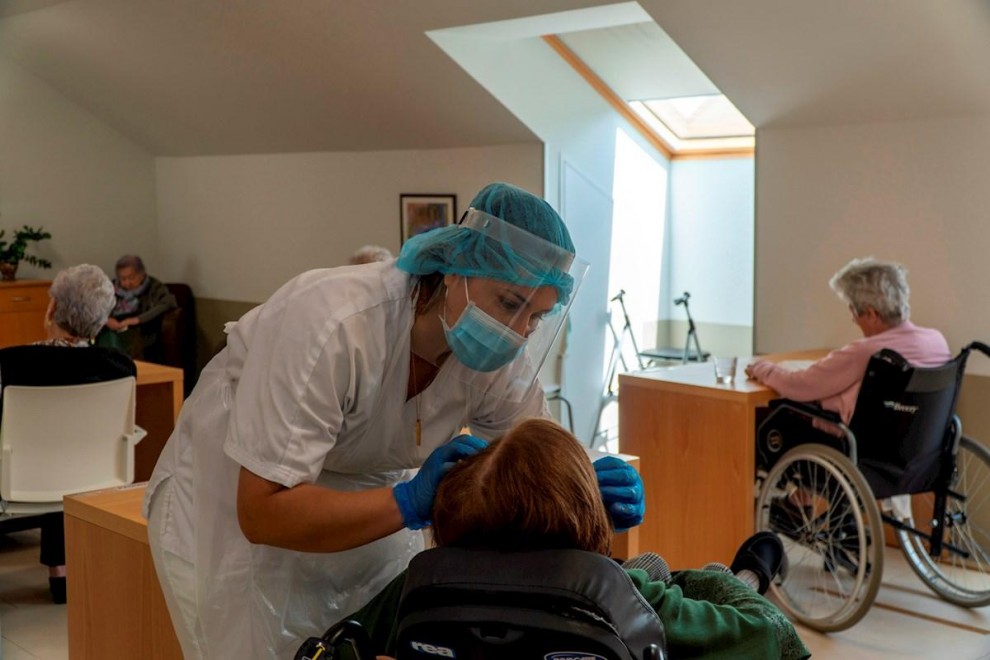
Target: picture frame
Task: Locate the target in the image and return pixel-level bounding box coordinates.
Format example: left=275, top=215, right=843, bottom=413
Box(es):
left=400, top=194, right=457, bottom=245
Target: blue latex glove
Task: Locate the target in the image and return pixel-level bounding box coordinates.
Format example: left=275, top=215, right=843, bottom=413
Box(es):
left=393, top=434, right=488, bottom=529
left=594, top=455, right=645, bottom=531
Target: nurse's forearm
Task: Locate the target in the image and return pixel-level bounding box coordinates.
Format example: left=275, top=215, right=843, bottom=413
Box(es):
left=237, top=467, right=405, bottom=552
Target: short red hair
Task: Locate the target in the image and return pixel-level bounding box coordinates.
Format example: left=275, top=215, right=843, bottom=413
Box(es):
left=432, top=418, right=611, bottom=556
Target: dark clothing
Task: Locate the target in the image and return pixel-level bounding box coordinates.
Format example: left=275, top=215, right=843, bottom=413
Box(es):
left=0, top=344, right=136, bottom=567
left=346, top=567, right=810, bottom=660
left=98, top=276, right=177, bottom=363
left=38, top=513, right=65, bottom=567
left=0, top=344, right=137, bottom=410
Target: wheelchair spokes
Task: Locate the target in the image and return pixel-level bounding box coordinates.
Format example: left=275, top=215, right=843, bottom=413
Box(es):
left=756, top=445, right=883, bottom=632
left=898, top=437, right=990, bottom=606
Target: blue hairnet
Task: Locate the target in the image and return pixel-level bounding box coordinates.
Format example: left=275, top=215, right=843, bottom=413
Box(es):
left=396, top=182, right=576, bottom=303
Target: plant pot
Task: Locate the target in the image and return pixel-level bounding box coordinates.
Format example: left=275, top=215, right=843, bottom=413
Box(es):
left=0, top=262, right=17, bottom=282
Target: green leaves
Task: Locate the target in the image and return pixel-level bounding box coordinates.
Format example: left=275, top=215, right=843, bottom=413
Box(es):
left=0, top=225, right=53, bottom=269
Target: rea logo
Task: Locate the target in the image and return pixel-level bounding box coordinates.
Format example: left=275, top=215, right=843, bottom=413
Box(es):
left=410, top=640, right=456, bottom=657
left=545, top=654, right=607, bottom=660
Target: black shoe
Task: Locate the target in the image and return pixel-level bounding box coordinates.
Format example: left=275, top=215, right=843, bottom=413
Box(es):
left=49, top=576, right=66, bottom=604
left=730, top=531, right=784, bottom=595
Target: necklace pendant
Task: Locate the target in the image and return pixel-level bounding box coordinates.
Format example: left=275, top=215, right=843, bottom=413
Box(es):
left=415, top=419, right=422, bottom=446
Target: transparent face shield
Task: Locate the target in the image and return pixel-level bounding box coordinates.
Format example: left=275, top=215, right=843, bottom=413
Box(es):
left=437, top=208, right=589, bottom=405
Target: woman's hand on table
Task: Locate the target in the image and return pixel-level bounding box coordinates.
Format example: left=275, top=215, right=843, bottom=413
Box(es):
left=744, top=361, right=763, bottom=380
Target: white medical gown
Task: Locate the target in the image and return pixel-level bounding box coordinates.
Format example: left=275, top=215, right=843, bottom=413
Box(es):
left=143, top=262, right=547, bottom=658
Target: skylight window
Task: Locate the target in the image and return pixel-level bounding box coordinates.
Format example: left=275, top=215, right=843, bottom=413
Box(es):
left=548, top=18, right=755, bottom=158
left=638, top=94, right=753, bottom=140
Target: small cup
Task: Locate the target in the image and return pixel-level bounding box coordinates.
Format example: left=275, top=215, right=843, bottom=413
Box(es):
left=713, top=356, right=737, bottom=384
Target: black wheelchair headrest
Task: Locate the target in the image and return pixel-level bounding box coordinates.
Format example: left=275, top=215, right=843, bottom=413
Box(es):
left=396, top=547, right=665, bottom=660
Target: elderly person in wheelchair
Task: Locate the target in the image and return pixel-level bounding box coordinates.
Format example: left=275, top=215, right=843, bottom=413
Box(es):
left=747, top=258, right=949, bottom=533
left=747, top=257, right=950, bottom=447
left=745, top=257, right=990, bottom=632
left=297, top=418, right=809, bottom=660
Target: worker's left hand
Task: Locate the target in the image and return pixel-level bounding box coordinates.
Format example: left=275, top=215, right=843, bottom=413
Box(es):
left=393, top=434, right=488, bottom=530
left=594, top=456, right=645, bottom=531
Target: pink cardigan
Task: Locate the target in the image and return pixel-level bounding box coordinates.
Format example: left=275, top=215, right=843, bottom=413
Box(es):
left=748, top=321, right=951, bottom=424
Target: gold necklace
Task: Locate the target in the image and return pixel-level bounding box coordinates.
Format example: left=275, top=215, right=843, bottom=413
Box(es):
left=410, top=353, right=422, bottom=446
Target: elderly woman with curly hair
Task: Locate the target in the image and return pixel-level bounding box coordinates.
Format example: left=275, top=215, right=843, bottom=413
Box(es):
left=0, top=264, right=135, bottom=603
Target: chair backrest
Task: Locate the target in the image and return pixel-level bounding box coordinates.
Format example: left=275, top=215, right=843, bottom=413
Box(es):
left=1, top=377, right=141, bottom=503
left=395, top=547, right=666, bottom=660
left=850, top=348, right=968, bottom=498
left=164, top=282, right=197, bottom=394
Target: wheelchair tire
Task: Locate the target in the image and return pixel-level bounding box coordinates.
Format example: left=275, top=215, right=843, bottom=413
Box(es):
left=897, top=436, right=990, bottom=607
left=755, top=444, right=884, bottom=632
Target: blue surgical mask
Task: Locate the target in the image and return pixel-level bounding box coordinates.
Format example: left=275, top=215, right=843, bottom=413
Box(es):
left=441, top=279, right=526, bottom=372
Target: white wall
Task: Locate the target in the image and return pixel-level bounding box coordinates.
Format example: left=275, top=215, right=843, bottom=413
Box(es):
left=0, top=58, right=158, bottom=278
left=154, top=144, right=542, bottom=302
left=431, top=26, right=673, bottom=444
left=667, top=157, right=754, bottom=327
left=756, top=115, right=990, bottom=374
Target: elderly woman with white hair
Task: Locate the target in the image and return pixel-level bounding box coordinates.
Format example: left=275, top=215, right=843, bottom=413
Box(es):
left=40, top=263, right=120, bottom=346
left=746, top=257, right=951, bottom=423
left=0, top=264, right=136, bottom=603
left=746, top=258, right=952, bottom=538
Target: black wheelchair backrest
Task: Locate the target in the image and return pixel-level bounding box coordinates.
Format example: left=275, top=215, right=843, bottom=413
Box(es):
left=851, top=347, right=968, bottom=498
left=394, top=547, right=666, bottom=660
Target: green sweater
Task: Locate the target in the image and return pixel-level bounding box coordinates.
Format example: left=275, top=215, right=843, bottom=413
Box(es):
left=346, top=567, right=810, bottom=660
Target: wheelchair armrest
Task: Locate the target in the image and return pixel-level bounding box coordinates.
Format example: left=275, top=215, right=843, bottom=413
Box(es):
left=760, top=400, right=858, bottom=463
left=767, top=398, right=842, bottom=424
left=295, top=619, right=374, bottom=660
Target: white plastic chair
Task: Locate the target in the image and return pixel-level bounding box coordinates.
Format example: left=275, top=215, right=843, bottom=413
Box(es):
left=0, top=377, right=146, bottom=517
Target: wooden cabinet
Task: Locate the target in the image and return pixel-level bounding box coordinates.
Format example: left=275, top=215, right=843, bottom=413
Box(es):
left=0, top=279, right=51, bottom=348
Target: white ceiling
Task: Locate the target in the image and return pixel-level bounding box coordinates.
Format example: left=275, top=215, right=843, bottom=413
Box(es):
left=2, top=0, right=989, bottom=156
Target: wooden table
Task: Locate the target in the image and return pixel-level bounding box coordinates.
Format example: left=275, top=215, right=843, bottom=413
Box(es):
left=135, top=361, right=184, bottom=481
left=618, top=350, right=826, bottom=569
left=64, top=484, right=183, bottom=659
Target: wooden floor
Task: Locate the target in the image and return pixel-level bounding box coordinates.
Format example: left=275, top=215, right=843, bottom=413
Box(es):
left=3, top=529, right=990, bottom=658
left=793, top=546, right=990, bottom=659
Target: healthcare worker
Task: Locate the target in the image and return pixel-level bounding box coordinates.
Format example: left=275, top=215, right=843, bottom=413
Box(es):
left=143, top=182, right=645, bottom=659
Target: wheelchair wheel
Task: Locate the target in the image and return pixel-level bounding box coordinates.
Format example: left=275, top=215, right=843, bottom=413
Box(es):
left=755, top=444, right=884, bottom=632
left=897, top=437, right=990, bottom=607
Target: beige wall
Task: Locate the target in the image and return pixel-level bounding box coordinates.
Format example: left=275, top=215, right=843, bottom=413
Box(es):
left=154, top=144, right=543, bottom=303
left=755, top=114, right=990, bottom=443
left=958, top=374, right=990, bottom=447
left=653, top=319, right=751, bottom=362
left=0, top=59, right=159, bottom=277
left=755, top=115, right=990, bottom=367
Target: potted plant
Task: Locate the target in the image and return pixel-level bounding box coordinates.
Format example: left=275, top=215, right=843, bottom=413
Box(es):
left=0, top=225, right=53, bottom=281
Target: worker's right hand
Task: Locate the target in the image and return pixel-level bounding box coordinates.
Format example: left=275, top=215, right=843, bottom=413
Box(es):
left=393, top=434, right=488, bottom=529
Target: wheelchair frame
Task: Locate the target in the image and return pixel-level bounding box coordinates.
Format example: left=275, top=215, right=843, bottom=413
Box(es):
left=754, top=342, right=990, bottom=632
